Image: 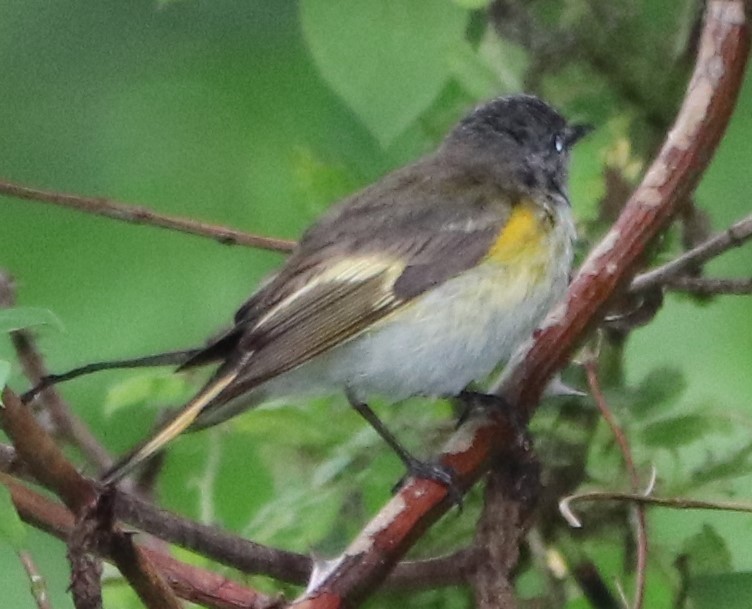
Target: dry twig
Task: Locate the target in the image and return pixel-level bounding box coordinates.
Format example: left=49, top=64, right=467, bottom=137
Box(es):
left=559, top=490, right=752, bottom=525
left=0, top=179, right=295, bottom=252
left=19, top=550, right=53, bottom=609
left=0, top=441, right=471, bottom=592
left=630, top=212, right=752, bottom=292
left=663, top=276, right=752, bottom=294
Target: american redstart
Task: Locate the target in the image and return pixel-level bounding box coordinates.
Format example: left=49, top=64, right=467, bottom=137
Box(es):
left=100, top=94, right=590, bottom=486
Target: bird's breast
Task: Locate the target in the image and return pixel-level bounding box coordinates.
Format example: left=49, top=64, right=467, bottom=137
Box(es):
left=327, top=206, right=573, bottom=400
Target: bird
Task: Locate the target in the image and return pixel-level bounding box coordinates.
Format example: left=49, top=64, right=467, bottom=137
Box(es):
left=100, top=94, right=589, bottom=487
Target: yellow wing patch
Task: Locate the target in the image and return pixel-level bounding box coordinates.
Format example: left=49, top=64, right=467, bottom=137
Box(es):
left=485, top=201, right=549, bottom=264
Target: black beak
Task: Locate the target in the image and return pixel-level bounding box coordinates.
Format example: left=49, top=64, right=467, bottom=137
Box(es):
left=563, top=122, right=594, bottom=149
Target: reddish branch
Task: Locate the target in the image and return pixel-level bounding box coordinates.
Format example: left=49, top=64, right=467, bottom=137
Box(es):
left=290, top=3, right=751, bottom=607
left=0, top=441, right=470, bottom=594
left=0, top=472, right=280, bottom=609
left=0, top=389, right=182, bottom=609
left=0, top=179, right=295, bottom=253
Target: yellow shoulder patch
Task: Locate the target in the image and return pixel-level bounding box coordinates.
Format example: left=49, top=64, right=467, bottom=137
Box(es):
left=485, top=201, right=548, bottom=263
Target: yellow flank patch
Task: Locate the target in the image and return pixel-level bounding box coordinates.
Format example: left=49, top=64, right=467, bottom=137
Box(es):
left=485, top=201, right=548, bottom=264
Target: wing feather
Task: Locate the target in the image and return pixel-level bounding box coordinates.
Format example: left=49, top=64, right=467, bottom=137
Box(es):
left=234, top=265, right=403, bottom=387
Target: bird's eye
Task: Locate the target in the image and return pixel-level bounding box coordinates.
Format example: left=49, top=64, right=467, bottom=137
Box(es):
left=553, top=133, right=565, bottom=153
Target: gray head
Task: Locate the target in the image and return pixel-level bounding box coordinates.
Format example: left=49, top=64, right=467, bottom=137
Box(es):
left=444, top=94, right=591, bottom=204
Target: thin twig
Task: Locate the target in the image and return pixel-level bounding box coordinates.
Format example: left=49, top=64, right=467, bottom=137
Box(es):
left=630, top=213, right=752, bottom=292
left=10, top=331, right=113, bottom=472
left=560, top=490, right=752, bottom=525
left=0, top=178, right=295, bottom=253
left=114, top=490, right=470, bottom=589
left=664, top=276, right=752, bottom=295
left=585, top=359, right=647, bottom=609
left=19, top=550, right=54, bottom=609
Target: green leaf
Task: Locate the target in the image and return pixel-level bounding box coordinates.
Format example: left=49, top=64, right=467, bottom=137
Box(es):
left=641, top=413, right=728, bottom=450
left=688, top=442, right=752, bottom=489
left=681, top=525, right=733, bottom=576
left=689, top=572, right=752, bottom=609
left=0, top=484, right=26, bottom=550
left=104, top=372, right=191, bottom=416
left=0, top=307, right=63, bottom=334
left=630, top=367, right=687, bottom=418
left=300, top=0, right=469, bottom=147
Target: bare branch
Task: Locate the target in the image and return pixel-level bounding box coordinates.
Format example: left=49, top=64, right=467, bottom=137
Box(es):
left=0, top=440, right=470, bottom=591
left=630, top=213, right=752, bottom=292
left=0, top=388, right=98, bottom=512
left=0, top=178, right=295, bottom=253
left=19, top=550, right=54, bottom=609
left=0, top=472, right=281, bottom=609
left=560, top=490, right=752, bottom=521
left=67, top=521, right=103, bottom=609
left=106, top=525, right=185, bottom=609
left=470, top=457, right=540, bottom=609
left=114, top=488, right=470, bottom=590
left=664, top=276, right=752, bottom=294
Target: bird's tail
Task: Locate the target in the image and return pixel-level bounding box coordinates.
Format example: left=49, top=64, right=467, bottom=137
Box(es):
left=100, top=366, right=240, bottom=485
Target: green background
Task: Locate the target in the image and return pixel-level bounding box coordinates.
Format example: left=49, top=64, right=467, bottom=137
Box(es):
left=0, top=1, right=751, bottom=607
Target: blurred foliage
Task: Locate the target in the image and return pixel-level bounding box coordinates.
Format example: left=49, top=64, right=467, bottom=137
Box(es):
left=0, top=0, right=751, bottom=608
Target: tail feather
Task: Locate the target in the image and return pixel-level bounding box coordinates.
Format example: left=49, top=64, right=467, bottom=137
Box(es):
left=100, top=367, right=240, bottom=485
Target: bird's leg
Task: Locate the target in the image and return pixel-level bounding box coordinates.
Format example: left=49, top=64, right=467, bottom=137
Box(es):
left=345, top=389, right=462, bottom=506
